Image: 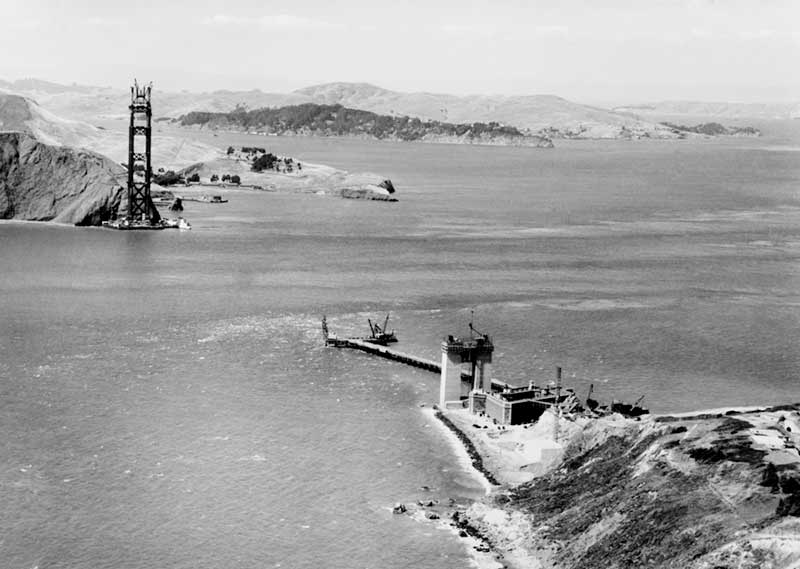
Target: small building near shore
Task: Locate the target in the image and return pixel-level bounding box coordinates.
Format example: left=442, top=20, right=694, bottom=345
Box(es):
left=469, top=381, right=577, bottom=425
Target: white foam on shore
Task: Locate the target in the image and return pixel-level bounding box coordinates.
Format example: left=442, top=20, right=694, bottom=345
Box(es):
left=655, top=405, right=767, bottom=418
left=422, top=407, right=493, bottom=495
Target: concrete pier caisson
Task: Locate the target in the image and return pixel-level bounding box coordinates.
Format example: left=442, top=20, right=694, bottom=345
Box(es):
left=439, top=334, right=493, bottom=408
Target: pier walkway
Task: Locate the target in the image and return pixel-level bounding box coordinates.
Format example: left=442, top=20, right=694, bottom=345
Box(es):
left=329, top=337, right=510, bottom=390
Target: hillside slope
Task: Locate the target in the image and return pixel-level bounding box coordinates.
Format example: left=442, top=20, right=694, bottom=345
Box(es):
left=179, top=103, right=554, bottom=147
left=460, top=406, right=800, bottom=569
left=294, top=83, right=680, bottom=139
left=4, top=79, right=680, bottom=140
left=0, top=92, right=103, bottom=148
left=0, top=91, right=222, bottom=169
left=615, top=100, right=800, bottom=120
left=0, top=131, right=125, bottom=225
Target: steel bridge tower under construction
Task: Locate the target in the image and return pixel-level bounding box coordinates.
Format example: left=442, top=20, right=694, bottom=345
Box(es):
left=126, top=81, right=159, bottom=225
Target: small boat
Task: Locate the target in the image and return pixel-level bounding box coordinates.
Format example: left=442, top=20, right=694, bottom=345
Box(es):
left=202, top=195, right=228, bottom=203
left=161, top=217, right=192, bottom=230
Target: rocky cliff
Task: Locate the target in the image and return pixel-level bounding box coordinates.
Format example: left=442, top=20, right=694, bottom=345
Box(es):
left=0, top=132, right=125, bottom=225
left=461, top=406, right=800, bottom=569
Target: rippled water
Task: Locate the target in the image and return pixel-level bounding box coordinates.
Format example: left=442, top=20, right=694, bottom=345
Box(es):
left=1, top=124, right=799, bottom=568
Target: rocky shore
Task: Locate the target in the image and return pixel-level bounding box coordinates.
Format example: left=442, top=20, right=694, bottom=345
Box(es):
left=0, top=131, right=126, bottom=225
left=407, top=404, right=800, bottom=569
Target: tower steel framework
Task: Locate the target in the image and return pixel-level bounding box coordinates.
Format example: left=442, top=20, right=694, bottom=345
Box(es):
left=126, top=80, right=157, bottom=224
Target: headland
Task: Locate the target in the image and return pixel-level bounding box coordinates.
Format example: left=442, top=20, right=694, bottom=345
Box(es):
left=325, top=317, right=800, bottom=569
left=432, top=403, right=800, bottom=569
left=0, top=91, right=399, bottom=226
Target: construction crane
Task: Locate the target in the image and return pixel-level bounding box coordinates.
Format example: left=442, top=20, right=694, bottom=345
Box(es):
left=586, top=383, right=599, bottom=411
left=365, top=314, right=398, bottom=345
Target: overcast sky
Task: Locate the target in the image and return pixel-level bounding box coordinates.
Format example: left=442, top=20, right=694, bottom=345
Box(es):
left=1, top=0, right=798, bottom=103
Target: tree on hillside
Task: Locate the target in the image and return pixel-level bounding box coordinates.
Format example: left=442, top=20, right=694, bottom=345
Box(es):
left=252, top=153, right=278, bottom=172
left=231, top=175, right=241, bottom=184
left=188, top=173, right=200, bottom=183
left=227, top=146, right=234, bottom=155
left=153, top=170, right=183, bottom=186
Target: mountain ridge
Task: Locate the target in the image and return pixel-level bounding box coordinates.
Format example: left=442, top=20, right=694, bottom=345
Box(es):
left=0, top=79, right=678, bottom=139
left=4, top=78, right=787, bottom=139
left=178, top=102, right=555, bottom=147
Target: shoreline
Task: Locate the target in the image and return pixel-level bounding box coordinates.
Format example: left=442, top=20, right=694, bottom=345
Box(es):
left=420, top=405, right=575, bottom=569
left=423, top=401, right=800, bottom=569
left=432, top=407, right=500, bottom=487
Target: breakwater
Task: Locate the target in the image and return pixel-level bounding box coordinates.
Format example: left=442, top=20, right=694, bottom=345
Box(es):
left=434, top=409, right=499, bottom=486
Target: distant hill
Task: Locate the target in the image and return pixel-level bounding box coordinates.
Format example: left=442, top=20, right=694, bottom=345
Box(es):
left=0, top=78, right=99, bottom=94
left=0, top=92, right=221, bottom=168
left=614, top=101, right=800, bottom=120
left=660, top=121, right=760, bottom=137
left=2, top=78, right=680, bottom=140
left=7, top=78, right=791, bottom=139
left=178, top=103, right=554, bottom=147
left=292, top=83, right=680, bottom=139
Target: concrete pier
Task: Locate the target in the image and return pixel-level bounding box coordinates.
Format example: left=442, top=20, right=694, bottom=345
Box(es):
left=440, top=334, right=493, bottom=408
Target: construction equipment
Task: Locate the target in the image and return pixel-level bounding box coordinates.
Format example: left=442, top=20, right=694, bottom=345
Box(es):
left=586, top=383, right=599, bottom=411
left=366, top=314, right=398, bottom=345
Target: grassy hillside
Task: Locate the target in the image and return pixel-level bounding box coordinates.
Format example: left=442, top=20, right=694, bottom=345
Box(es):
left=178, top=103, right=553, bottom=146
left=4, top=79, right=678, bottom=139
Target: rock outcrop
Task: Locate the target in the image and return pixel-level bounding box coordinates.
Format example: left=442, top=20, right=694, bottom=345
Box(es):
left=338, top=176, right=397, bottom=201
left=0, top=131, right=125, bottom=225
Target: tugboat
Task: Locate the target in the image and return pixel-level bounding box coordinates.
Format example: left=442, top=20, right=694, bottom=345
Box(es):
left=365, top=314, right=398, bottom=345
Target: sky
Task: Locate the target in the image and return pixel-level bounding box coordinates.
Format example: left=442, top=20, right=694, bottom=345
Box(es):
left=1, top=0, right=799, bottom=104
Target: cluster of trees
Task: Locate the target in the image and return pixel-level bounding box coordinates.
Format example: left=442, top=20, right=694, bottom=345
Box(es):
left=153, top=170, right=183, bottom=186
left=252, top=152, right=278, bottom=172
left=180, top=104, right=527, bottom=142
left=225, top=145, right=267, bottom=155
left=206, top=173, right=242, bottom=184
left=152, top=170, right=240, bottom=185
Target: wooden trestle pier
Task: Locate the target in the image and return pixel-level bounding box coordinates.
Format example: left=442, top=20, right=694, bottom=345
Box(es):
left=322, top=317, right=510, bottom=390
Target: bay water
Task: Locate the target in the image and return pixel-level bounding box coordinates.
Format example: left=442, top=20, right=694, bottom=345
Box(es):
left=2, top=122, right=799, bottom=568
